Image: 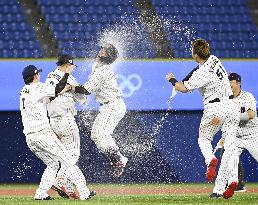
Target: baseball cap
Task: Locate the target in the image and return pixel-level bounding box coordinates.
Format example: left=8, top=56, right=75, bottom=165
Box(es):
left=228, top=72, right=241, bottom=82
left=56, top=54, right=76, bottom=66
left=22, top=65, right=42, bottom=79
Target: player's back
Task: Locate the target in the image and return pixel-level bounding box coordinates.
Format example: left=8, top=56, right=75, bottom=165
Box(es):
left=185, top=55, right=233, bottom=106
left=20, top=82, right=54, bottom=135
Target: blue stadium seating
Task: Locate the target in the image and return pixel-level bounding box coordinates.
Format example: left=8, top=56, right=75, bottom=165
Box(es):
left=1, top=0, right=257, bottom=58
left=0, top=1, right=43, bottom=58
left=37, top=0, right=155, bottom=58
left=153, top=0, right=258, bottom=58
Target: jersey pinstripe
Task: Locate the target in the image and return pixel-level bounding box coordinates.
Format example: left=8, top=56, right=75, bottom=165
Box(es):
left=213, top=90, right=258, bottom=195
left=184, top=55, right=233, bottom=106
left=236, top=90, right=258, bottom=137
left=84, top=63, right=122, bottom=104
left=20, top=82, right=55, bottom=135
left=45, top=69, right=86, bottom=118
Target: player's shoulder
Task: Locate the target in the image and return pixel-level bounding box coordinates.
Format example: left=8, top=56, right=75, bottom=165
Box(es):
left=47, top=69, right=63, bottom=81
left=20, top=83, right=44, bottom=95
left=240, top=90, right=256, bottom=101
left=20, top=85, right=30, bottom=95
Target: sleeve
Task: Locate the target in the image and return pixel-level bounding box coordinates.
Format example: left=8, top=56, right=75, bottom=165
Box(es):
left=84, top=68, right=104, bottom=93
left=182, top=65, right=199, bottom=82
left=245, top=93, right=257, bottom=112
left=183, top=67, right=210, bottom=90
left=45, top=72, right=60, bottom=86
left=34, top=84, right=56, bottom=102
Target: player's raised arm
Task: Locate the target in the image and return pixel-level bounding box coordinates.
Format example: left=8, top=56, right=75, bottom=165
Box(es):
left=165, top=72, right=189, bottom=93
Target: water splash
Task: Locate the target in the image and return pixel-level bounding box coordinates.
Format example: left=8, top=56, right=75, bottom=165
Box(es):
left=76, top=14, right=198, bottom=182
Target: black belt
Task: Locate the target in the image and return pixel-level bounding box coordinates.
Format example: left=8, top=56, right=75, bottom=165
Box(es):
left=100, top=97, right=121, bottom=106
left=209, top=95, right=234, bottom=103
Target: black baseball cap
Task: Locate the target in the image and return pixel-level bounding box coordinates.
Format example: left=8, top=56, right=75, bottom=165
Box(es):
left=56, top=54, right=76, bottom=66
left=22, top=65, right=42, bottom=79
left=228, top=72, right=241, bottom=82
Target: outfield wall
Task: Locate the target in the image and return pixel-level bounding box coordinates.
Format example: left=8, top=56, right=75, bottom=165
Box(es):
left=0, top=59, right=258, bottom=111
left=0, top=59, right=257, bottom=183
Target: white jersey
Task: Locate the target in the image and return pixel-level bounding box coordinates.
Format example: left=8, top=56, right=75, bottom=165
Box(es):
left=236, top=90, right=258, bottom=137
left=84, top=63, right=122, bottom=104
left=184, top=55, right=233, bottom=106
left=20, top=82, right=55, bottom=135
left=45, top=69, right=86, bottom=118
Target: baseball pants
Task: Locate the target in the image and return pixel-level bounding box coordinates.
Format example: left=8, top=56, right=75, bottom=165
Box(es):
left=198, top=99, right=240, bottom=166
left=26, top=128, right=90, bottom=200
left=50, top=114, right=81, bottom=192
left=91, top=98, right=126, bottom=153
left=213, top=131, right=258, bottom=194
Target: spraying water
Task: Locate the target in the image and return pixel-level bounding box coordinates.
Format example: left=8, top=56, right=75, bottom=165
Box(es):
left=76, top=14, right=199, bottom=183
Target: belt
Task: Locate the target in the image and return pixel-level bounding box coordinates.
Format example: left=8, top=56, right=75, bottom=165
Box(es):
left=100, top=96, right=121, bottom=106
left=209, top=95, right=234, bottom=103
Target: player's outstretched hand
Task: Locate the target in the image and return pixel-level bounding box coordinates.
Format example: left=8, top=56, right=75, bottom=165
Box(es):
left=166, top=73, right=174, bottom=81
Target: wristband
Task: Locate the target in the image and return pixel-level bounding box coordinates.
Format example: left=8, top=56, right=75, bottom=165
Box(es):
left=240, top=112, right=249, bottom=121
left=169, top=78, right=178, bottom=86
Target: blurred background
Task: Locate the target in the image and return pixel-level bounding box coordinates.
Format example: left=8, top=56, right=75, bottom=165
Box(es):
left=0, top=0, right=258, bottom=184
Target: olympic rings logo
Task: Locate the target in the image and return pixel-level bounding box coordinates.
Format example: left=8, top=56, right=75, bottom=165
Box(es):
left=117, top=74, right=142, bottom=98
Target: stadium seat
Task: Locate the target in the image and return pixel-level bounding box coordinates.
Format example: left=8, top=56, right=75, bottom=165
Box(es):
left=37, top=0, right=155, bottom=58
left=0, top=1, right=43, bottom=58
left=153, top=0, right=258, bottom=58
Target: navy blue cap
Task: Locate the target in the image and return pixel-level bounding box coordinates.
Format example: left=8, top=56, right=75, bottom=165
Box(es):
left=228, top=72, right=241, bottom=82
left=22, top=65, right=42, bottom=79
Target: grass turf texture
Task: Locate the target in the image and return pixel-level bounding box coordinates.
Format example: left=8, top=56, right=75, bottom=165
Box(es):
left=0, top=183, right=258, bottom=205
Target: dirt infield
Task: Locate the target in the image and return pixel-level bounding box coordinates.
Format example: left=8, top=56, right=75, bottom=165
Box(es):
left=1, top=186, right=258, bottom=197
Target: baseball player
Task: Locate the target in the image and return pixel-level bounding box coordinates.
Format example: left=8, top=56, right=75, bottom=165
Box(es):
left=20, top=65, right=95, bottom=200
left=166, top=39, right=240, bottom=183
left=67, top=43, right=128, bottom=177
left=45, top=54, right=86, bottom=198
left=211, top=73, right=258, bottom=199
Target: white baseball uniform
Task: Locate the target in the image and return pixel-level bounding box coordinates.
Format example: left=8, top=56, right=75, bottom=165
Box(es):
left=213, top=90, right=258, bottom=194
left=20, top=82, right=91, bottom=200
left=45, top=69, right=86, bottom=192
left=46, top=69, right=86, bottom=164
left=183, top=55, right=240, bottom=167
left=84, top=62, right=126, bottom=155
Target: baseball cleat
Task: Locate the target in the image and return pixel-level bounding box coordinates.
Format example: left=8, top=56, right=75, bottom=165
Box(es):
left=86, top=190, right=97, bottom=199
left=51, top=185, right=69, bottom=198
left=234, top=186, right=247, bottom=193
left=34, top=196, right=53, bottom=200
left=209, top=193, right=222, bottom=198
left=112, top=156, right=128, bottom=177
left=206, top=158, right=218, bottom=182
left=223, top=182, right=238, bottom=199
left=54, top=185, right=80, bottom=200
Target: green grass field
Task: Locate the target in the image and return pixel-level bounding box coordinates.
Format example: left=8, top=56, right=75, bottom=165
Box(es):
left=0, top=183, right=258, bottom=205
